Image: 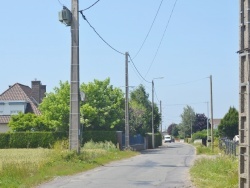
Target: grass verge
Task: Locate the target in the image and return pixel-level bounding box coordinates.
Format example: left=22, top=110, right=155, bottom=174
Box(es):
left=190, top=143, right=238, bottom=188
left=0, top=141, right=138, bottom=188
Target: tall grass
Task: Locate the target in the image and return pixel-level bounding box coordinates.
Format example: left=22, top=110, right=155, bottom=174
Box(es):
left=190, top=142, right=238, bottom=188
left=194, top=143, right=220, bottom=155
left=190, top=156, right=238, bottom=188
left=0, top=149, right=53, bottom=188
left=0, top=141, right=137, bottom=188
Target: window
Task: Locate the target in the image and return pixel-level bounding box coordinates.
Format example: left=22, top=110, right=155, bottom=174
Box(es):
left=10, top=110, right=21, bottom=115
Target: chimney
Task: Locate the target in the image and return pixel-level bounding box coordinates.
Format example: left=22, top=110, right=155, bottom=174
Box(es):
left=40, top=84, right=46, bottom=102
left=31, top=80, right=46, bottom=104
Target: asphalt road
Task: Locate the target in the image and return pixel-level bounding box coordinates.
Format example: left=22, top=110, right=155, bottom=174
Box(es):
left=37, top=142, right=196, bottom=188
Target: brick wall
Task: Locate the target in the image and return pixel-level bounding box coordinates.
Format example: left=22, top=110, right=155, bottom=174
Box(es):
left=31, top=81, right=46, bottom=104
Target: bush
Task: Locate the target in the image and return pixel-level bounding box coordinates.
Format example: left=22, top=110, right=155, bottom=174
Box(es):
left=146, top=133, right=162, bottom=149
left=192, top=129, right=208, bottom=142
left=0, top=132, right=67, bottom=149
left=0, top=133, right=10, bottom=148
left=83, top=140, right=117, bottom=151
left=81, top=131, right=117, bottom=145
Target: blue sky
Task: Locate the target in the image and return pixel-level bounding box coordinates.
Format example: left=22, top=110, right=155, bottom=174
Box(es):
left=0, top=0, right=238, bottom=129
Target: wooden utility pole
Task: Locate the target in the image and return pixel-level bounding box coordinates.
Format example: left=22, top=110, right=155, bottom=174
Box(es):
left=239, top=0, right=250, bottom=186
left=69, top=0, right=80, bottom=153
left=125, top=52, right=129, bottom=148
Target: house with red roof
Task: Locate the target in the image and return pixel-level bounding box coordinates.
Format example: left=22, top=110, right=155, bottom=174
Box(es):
left=0, top=80, right=46, bottom=132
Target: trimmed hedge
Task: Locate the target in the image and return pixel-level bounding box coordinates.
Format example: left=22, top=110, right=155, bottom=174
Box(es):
left=0, top=133, right=10, bottom=148
left=146, top=133, right=162, bottom=149
left=0, top=131, right=117, bottom=149
left=81, top=131, right=117, bottom=145
left=0, top=132, right=67, bottom=149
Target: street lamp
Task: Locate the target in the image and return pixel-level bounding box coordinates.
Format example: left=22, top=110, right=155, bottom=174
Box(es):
left=152, top=77, right=164, bottom=149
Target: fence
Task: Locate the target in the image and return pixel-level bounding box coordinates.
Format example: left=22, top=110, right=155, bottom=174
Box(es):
left=122, top=134, right=146, bottom=151
left=219, top=138, right=238, bottom=156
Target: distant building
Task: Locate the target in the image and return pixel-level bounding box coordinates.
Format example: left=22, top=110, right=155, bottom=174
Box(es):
left=0, top=80, right=46, bottom=132
left=211, top=118, right=221, bottom=129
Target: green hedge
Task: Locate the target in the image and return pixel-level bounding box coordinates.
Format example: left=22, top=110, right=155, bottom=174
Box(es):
left=0, top=131, right=117, bottom=149
left=81, top=131, right=117, bottom=145
left=0, top=132, right=67, bottom=149
left=0, top=133, right=10, bottom=148
left=146, top=133, right=162, bottom=149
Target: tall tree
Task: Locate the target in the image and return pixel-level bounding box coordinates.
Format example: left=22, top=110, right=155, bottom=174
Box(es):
left=218, top=106, right=238, bottom=139
left=193, top=113, right=210, bottom=133
left=167, top=123, right=178, bottom=136
left=80, top=78, right=124, bottom=131
left=179, top=105, right=196, bottom=138
left=39, top=81, right=70, bottom=132
left=129, top=85, right=161, bottom=135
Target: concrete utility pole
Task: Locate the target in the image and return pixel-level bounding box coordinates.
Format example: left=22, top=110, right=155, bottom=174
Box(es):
left=209, top=75, right=214, bottom=152
left=206, top=101, right=209, bottom=147
left=239, top=0, right=250, bottom=186
left=160, top=100, right=162, bottom=134
left=190, top=118, right=192, bottom=139
left=125, top=52, right=129, bottom=148
left=151, top=77, right=163, bottom=148
left=152, top=80, right=155, bottom=149
left=69, top=0, right=80, bottom=153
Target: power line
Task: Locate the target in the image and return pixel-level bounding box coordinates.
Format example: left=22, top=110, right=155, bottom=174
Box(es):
left=128, top=54, right=151, bottom=83
left=57, top=0, right=64, bottom=6
left=79, top=12, right=125, bottom=55
left=132, top=0, right=164, bottom=59
left=145, top=0, right=178, bottom=77
left=154, top=86, right=160, bottom=103
left=80, top=0, right=100, bottom=12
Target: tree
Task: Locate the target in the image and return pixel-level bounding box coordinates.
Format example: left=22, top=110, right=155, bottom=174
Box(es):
left=167, top=123, right=178, bottom=136
left=39, top=81, right=70, bottom=132
left=8, top=113, right=50, bottom=132
left=193, top=113, right=210, bottom=133
left=80, top=78, right=124, bottom=131
left=129, top=85, right=161, bottom=135
left=179, top=105, right=196, bottom=138
left=218, top=106, right=238, bottom=139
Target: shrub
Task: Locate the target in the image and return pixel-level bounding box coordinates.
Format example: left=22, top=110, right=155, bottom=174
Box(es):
left=81, top=131, right=117, bottom=145
left=0, top=133, right=10, bottom=148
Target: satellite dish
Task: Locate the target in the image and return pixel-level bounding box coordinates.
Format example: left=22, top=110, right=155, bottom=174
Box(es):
left=80, top=91, right=85, bottom=102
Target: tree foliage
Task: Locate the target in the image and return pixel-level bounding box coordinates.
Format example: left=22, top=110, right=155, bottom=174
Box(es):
left=8, top=113, right=50, bottom=132
left=193, top=113, right=210, bottom=133
left=218, top=106, right=238, bottom=139
left=167, top=123, right=178, bottom=136
left=39, top=81, right=70, bottom=132
left=179, top=105, right=196, bottom=138
left=80, top=78, right=124, bottom=131
left=129, top=85, right=161, bottom=135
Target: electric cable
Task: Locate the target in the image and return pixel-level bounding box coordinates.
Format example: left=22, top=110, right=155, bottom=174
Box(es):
left=154, top=86, right=160, bottom=103
left=128, top=54, right=151, bottom=84
left=57, top=0, right=64, bottom=6
left=79, top=11, right=125, bottom=55
left=132, top=0, right=164, bottom=59
left=79, top=0, right=100, bottom=12
left=145, top=0, right=178, bottom=77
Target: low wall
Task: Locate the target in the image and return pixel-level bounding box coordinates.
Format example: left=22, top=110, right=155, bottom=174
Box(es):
left=130, top=144, right=145, bottom=151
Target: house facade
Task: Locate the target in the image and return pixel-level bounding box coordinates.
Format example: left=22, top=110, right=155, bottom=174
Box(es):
left=0, top=80, right=46, bottom=132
